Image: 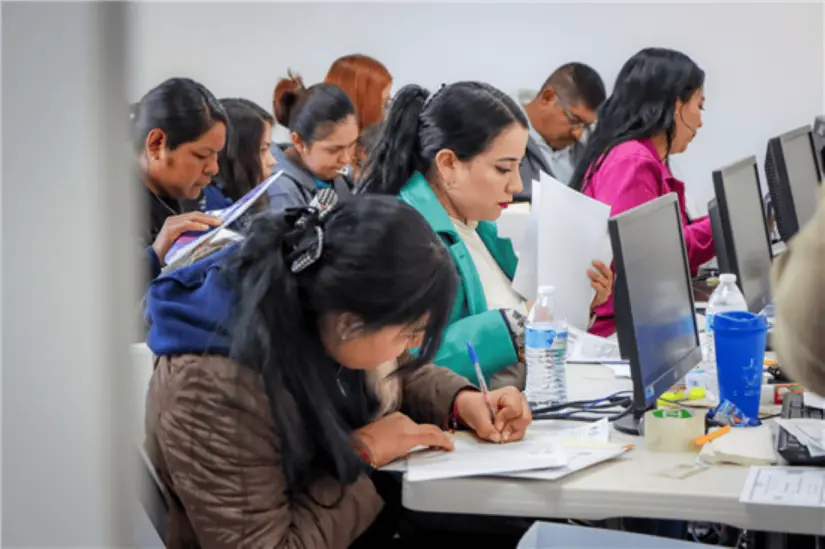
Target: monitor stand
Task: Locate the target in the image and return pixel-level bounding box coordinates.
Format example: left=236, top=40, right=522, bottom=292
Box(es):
left=613, top=412, right=644, bottom=436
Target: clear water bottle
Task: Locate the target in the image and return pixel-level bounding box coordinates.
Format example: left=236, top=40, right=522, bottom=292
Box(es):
left=703, top=273, right=748, bottom=366
left=524, top=286, right=569, bottom=409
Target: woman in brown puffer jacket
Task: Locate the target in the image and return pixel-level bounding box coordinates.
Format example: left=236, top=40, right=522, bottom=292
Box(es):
left=143, top=191, right=532, bottom=549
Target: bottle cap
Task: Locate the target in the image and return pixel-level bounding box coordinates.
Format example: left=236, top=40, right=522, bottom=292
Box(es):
left=538, top=285, right=556, bottom=294
left=719, top=273, right=737, bottom=284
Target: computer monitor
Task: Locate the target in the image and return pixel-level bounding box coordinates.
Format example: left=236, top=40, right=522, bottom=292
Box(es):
left=764, top=125, right=822, bottom=242
left=609, top=194, right=702, bottom=435
left=710, top=156, right=773, bottom=314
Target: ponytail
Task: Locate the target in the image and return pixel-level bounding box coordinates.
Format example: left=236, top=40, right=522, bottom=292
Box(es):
left=358, top=84, right=429, bottom=195
left=273, top=71, right=306, bottom=128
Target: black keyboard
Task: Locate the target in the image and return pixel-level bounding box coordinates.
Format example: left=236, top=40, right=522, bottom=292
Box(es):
left=776, top=392, right=825, bottom=466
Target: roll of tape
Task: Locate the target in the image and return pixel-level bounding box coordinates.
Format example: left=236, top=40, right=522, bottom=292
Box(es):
left=643, top=409, right=706, bottom=453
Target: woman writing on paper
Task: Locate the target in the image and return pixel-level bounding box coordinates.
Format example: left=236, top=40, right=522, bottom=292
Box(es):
left=269, top=75, right=358, bottom=209
left=569, top=48, right=715, bottom=337
left=144, top=191, right=532, bottom=549
left=132, top=78, right=229, bottom=282
left=359, top=82, right=613, bottom=389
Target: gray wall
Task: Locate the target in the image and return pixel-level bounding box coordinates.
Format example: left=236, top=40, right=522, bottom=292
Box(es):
left=2, top=2, right=138, bottom=546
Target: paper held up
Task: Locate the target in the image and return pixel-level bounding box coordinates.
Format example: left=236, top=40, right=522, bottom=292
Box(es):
left=511, top=173, right=612, bottom=331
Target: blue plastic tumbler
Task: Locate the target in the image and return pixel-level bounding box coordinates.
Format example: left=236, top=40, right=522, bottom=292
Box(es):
left=714, top=311, right=769, bottom=419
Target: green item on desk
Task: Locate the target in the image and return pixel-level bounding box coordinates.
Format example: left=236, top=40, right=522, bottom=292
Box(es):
left=652, top=409, right=694, bottom=420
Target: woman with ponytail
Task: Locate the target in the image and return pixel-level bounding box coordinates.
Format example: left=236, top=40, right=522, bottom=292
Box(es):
left=143, top=191, right=531, bottom=549
left=269, top=73, right=358, bottom=211
left=359, top=82, right=612, bottom=389
left=568, top=48, right=714, bottom=336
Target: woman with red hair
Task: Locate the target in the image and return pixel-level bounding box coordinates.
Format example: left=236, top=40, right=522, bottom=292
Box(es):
left=324, top=54, right=392, bottom=131
left=325, top=55, right=392, bottom=184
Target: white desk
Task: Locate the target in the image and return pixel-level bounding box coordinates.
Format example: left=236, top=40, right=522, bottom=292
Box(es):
left=403, top=364, right=824, bottom=537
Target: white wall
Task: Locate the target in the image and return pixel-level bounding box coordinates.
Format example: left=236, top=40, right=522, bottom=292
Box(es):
left=2, top=2, right=138, bottom=546
left=131, top=2, right=823, bottom=211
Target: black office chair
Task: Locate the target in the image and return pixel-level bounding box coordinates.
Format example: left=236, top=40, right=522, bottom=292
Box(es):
left=138, top=447, right=168, bottom=545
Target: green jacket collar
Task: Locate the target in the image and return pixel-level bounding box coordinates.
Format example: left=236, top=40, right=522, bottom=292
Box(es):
left=399, top=172, right=457, bottom=235
left=399, top=172, right=517, bottom=280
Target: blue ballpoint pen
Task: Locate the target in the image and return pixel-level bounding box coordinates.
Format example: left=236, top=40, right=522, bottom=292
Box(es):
left=466, top=342, right=497, bottom=424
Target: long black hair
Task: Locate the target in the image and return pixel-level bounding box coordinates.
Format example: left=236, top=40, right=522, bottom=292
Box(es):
left=224, top=194, right=458, bottom=493
left=217, top=98, right=274, bottom=203
left=131, top=77, right=228, bottom=153
left=358, top=81, right=527, bottom=196
left=569, top=48, right=705, bottom=192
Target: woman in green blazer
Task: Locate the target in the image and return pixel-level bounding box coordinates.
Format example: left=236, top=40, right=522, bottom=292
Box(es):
left=359, top=82, right=612, bottom=388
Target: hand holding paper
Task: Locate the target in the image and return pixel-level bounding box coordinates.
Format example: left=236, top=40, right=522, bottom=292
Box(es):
left=152, top=211, right=222, bottom=264
left=354, top=412, right=454, bottom=469
left=588, top=260, right=613, bottom=308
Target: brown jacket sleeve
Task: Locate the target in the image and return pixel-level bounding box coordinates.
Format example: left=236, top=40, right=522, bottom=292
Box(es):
left=771, top=185, right=825, bottom=395
left=400, top=363, right=474, bottom=426
left=156, top=356, right=383, bottom=549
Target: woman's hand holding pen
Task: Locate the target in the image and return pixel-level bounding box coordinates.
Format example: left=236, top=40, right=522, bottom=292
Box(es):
left=353, top=412, right=454, bottom=469
left=455, top=387, right=532, bottom=444
left=588, top=260, right=613, bottom=309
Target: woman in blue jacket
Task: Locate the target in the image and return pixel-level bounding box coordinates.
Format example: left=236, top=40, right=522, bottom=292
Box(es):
left=360, top=82, right=612, bottom=389
left=132, top=78, right=228, bottom=282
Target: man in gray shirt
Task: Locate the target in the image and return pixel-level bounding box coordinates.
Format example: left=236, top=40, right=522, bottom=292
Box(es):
left=518, top=63, right=605, bottom=201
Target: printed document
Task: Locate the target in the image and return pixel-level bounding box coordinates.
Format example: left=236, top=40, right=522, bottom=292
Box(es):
left=740, top=466, right=825, bottom=508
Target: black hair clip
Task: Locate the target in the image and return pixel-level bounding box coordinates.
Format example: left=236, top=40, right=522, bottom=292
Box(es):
left=285, top=188, right=339, bottom=273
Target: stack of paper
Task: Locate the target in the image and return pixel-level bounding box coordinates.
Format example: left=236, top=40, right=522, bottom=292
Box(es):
left=405, top=433, right=568, bottom=482
left=404, top=418, right=629, bottom=483
left=503, top=418, right=630, bottom=481
left=699, top=424, right=777, bottom=466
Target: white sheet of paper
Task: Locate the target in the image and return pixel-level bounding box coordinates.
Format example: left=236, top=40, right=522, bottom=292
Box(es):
left=405, top=430, right=568, bottom=482
left=803, top=392, right=825, bottom=410
left=512, top=173, right=612, bottom=331
left=504, top=444, right=628, bottom=481
left=561, top=417, right=611, bottom=443
left=740, top=466, right=825, bottom=508
left=512, top=183, right=541, bottom=300
left=705, top=424, right=777, bottom=466
left=567, top=326, right=626, bottom=364
left=496, top=203, right=532, bottom=253
left=604, top=363, right=631, bottom=378
left=775, top=418, right=825, bottom=457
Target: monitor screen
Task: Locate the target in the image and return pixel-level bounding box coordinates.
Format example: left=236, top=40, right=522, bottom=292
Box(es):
left=782, top=131, right=820, bottom=230
left=715, top=160, right=772, bottom=313
left=612, top=196, right=699, bottom=407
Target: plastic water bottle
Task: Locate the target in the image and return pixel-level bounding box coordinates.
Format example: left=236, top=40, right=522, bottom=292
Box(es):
left=524, top=286, right=569, bottom=409
left=704, top=273, right=748, bottom=366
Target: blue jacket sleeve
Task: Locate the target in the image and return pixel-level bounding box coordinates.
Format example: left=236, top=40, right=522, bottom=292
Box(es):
left=433, top=310, right=518, bottom=382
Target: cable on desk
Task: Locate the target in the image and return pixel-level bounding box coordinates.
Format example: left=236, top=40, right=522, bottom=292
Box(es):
left=531, top=391, right=634, bottom=422
left=530, top=391, right=632, bottom=415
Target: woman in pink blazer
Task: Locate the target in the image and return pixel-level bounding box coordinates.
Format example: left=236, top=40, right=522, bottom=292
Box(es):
left=569, top=48, right=715, bottom=337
